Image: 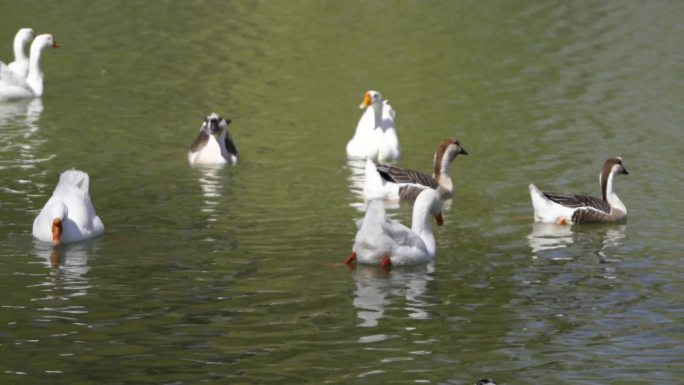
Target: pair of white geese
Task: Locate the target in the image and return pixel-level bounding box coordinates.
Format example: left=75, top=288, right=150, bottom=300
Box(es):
left=346, top=91, right=629, bottom=268
left=0, top=28, right=60, bottom=100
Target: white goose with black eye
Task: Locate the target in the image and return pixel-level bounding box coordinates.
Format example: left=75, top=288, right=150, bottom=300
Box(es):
left=188, top=113, right=238, bottom=165
left=529, top=157, right=629, bottom=224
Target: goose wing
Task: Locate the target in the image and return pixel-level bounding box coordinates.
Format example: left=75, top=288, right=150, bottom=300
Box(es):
left=223, top=133, right=238, bottom=157
left=376, top=164, right=437, bottom=188
left=571, top=207, right=614, bottom=223
left=380, top=218, right=427, bottom=251
left=190, top=130, right=210, bottom=153
left=542, top=191, right=611, bottom=213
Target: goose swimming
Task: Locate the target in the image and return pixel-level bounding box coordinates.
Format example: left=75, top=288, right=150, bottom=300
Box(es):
left=529, top=157, right=629, bottom=224
left=346, top=188, right=443, bottom=268
left=188, top=113, right=238, bottom=165
left=32, top=169, right=105, bottom=245
left=346, top=90, right=401, bottom=163
left=0, top=34, right=59, bottom=100
left=364, top=138, right=468, bottom=201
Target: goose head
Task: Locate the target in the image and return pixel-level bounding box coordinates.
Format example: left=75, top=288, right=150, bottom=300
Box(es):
left=49, top=202, right=68, bottom=246
left=359, top=90, right=383, bottom=109
left=440, top=138, right=468, bottom=163
left=475, top=380, right=497, bottom=385
left=14, top=28, right=35, bottom=50
left=607, top=156, right=628, bottom=176
left=30, top=34, right=60, bottom=54
left=598, top=156, right=629, bottom=187
left=203, top=113, right=231, bottom=138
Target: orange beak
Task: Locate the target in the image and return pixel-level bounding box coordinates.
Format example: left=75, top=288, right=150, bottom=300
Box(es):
left=359, top=92, right=371, bottom=109
left=53, top=40, right=61, bottom=48
left=435, top=212, right=444, bottom=226
left=52, top=218, right=63, bottom=245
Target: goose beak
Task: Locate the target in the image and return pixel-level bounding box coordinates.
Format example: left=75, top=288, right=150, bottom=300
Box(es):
left=459, top=146, right=468, bottom=155
left=435, top=212, right=444, bottom=226
left=51, top=218, right=63, bottom=246
left=622, top=167, right=629, bottom=175
left=53, top=41, right=61, bottom=48
left=359, top=93, right=371, bottom=109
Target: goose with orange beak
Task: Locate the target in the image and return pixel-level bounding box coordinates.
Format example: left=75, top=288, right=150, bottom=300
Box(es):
left=33, top=170, right=104, bottom=245
left=0, top=34, right=60, bottom=100
left=346, top=188, right=443, bottom=269
left=346, top=90, right=401, bottom=163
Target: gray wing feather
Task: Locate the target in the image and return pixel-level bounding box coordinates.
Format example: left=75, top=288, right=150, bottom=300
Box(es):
left=376, top=164, right=438, bottom=188
left=398, top=185, right=429, bottom=201
left=542, top=191, right=611, bottom=213
left=571, top=207, right=613, bottom=223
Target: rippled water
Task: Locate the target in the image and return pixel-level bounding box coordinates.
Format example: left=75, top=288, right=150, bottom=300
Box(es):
left=1, top=1, right=683, bottom=384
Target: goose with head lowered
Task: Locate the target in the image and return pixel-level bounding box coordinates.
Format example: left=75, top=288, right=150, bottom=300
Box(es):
left=188, top=112, right=238, bottom=165
left=33, top=169, right=105, bottom=245
left=364, top=138, right=468, bottom=201
left=529, top=157, right=629, bottom=224
left=0, top=34, right=60, bottom=100
left=2, top=28, right=34, bottom=78
left=346, top=90, right=401, bottom=163
left=346, top=188, right=444, bottom=269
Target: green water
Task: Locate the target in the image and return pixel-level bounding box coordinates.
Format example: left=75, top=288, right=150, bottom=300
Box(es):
left=1, top=1, right=683, bottom=384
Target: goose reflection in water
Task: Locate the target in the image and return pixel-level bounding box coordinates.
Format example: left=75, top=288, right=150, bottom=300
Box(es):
left=33, top=240, right=98, bottom=301
left=0, top=98, right=47, bottom=163
left=527, top=222, right=575, bottom=255
left=527, top=222, right=627, bottom=262
left=351, top=263, right=436, bottom=328
left=194, top=165, right=233, bottom=224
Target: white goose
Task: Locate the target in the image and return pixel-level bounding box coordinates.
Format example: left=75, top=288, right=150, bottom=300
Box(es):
left=364, top=138, right=468, bottom=201
left=346, top=90, right=401, bottom=163
left=529, top=157, right=629, bottom=224
left=188, top=113, right=238, bottom=165
left=3, top=28, right=34, bottom=78
left=0, top=34, right=60, bottom=100
left=33, top=169, right=105, bottom=245
left=346, top=188, right=443, bottom=268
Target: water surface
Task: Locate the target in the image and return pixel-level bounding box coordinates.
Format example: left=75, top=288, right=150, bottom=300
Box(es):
left=1, top=1, right=683, bottom=384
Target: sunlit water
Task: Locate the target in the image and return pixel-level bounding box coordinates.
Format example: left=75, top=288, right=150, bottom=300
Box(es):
left=1, top=1, right=683, bottom=384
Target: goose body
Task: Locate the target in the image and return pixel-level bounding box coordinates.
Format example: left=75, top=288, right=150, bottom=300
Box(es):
left=0, top=34, right=59, bottom=100
left=33, top=169, right=105, bottom=245
left=346, top=189, right=443, bottom=268
left=346, top=90, right=401, bottom=163
left=4, top=28, right=34, bottom=78
left=188, top=113, right=238, bottom=165
left=529, top=157, right=628, bottom=224
left=364, top=138, right=467, bottom=201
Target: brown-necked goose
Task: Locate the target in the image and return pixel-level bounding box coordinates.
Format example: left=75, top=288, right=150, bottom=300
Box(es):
left=529, top=157, right=629, bottom=224
left=188, top=113, right=238, bottom=165
left=363, top=138, right=467, bottom=201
